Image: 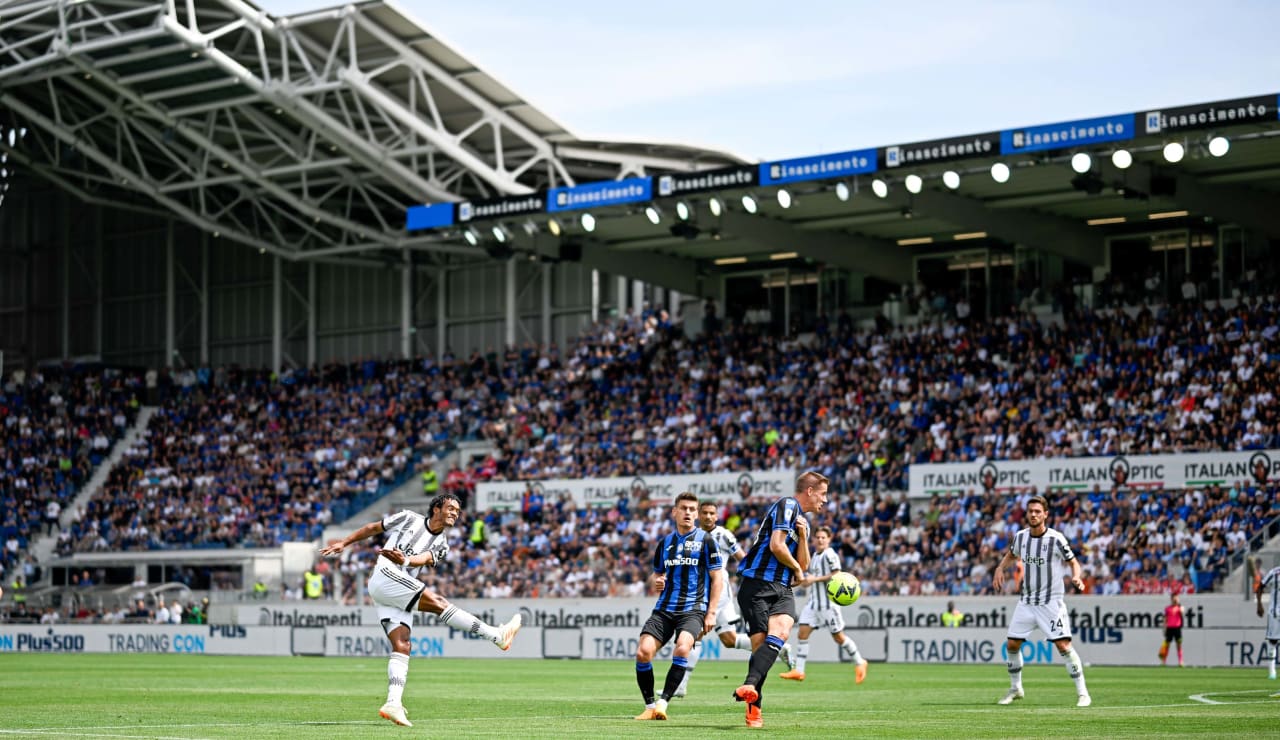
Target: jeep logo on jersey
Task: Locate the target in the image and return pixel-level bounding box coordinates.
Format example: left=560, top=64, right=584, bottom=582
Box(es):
left=1250, top=452, right=1271, bottom=485
left=1110, top=456, right=1130, bottom=487
left=980, top=463, right=998, bottom=492
left=1025, top=556, right=1047, bottom=566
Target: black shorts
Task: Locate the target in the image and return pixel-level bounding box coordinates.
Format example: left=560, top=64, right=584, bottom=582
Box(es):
left=641, top=610, right=706, bottom=646
left=737, top=577, right=797, bottom=636
left=1164, top=627, right=1183, bottom=642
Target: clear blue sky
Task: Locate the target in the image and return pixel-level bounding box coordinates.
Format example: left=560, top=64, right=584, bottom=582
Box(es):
left=260, top=0, right=1280, bottom=162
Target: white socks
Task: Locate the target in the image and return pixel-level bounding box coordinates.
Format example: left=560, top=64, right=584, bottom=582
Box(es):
left=1006, top=649, right=1024, bottom=690
left=794, top=640, right=810, bottom=674
left=387, top=652, right=409, bottom=704
left=1061, top=647, right=1088, bottom=695
left=686, top=640, right=701, bottom=671
left=734, top=633, right=753, bottom=651
left=840, top=639, right=863, bottom=664
left=440, top=604, right=499, bottom=643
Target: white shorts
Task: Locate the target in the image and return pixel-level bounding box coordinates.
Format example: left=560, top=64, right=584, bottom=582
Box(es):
left=367, top=558, right=425, bottom=631
left=799, top=603, right=846, bottom=633
left=1267, top=612, right=1280, bottom=642
left=1007, top=600, right=1072, bottom=642
left=715, top=582, right=742, bottom=633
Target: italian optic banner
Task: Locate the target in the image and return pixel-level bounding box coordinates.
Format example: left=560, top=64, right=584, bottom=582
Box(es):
left=909, top=450, right=1280, bottom=497
left=473, top=469, right=795, bottom=511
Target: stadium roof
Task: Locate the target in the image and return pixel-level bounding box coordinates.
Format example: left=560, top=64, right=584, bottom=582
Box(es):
left=2, top=1, right=1279, bottom=292
left=0, top=0, right=741, bottom=262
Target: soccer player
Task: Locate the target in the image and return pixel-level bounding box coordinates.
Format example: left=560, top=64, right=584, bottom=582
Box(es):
left=732, top=470, right=829, bottom=728
left=1256, top=563, right=1280, bottom=680
left=780, top=526, right=868, bottom=684
left=320, top=493, right=522, bottom=728
left=993, top=495, right=1092, bottom=708
left=634, top=492, right=725, bottom=720
left=1160, top=593, right=1185, bottom=667
left=673, top=501, right=793, bottom=698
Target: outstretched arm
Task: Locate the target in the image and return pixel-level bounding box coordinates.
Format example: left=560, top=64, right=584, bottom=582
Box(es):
left=993, top=549, right=1018, bottom=590
left=320, top=520, right=384, bottom=557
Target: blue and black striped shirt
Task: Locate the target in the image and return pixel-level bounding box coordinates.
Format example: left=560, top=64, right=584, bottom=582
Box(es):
left=652, top=528, right=723, bottom=613
left=739, top=496, right=805, bottom=586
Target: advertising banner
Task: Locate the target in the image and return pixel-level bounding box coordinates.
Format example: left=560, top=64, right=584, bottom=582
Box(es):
left=0, top=624, right=291, bottom=655
left=759, top=148, right=877, bottom=186
left=547, top=177, right=651, bottom=213
left=1142, top=95, right=1274, bottom=135
left=456, top=193, right=546, bottom=223
left=404, top=202, right=455, bottom=230
left=908, top=450, right=1280, bottom=497
left=473, top=470, right=795, bottom=512
left=882, top=132, right=1001, bottom=169
left=1000, top=113, right=1133, bottom=155
left=655, top=165, right=756, bottom=197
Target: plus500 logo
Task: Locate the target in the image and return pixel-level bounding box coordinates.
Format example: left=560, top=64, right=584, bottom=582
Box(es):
left=0, top=631, right=86, bottom=652
left=1074, top=628, right=1123, bottom=644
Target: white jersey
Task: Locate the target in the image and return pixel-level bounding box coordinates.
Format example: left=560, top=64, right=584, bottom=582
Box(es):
left=706, top=526, right=742, bottom=564
left=1010, top=526, right=1075, bottom=606
left=806, top=547, right=842, bottom=610
left=380, top=510, right=448, bottom=579
left=1261, top=567, right=1280, bottom=618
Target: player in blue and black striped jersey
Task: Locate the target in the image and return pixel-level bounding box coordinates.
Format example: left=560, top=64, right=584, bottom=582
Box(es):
left=633, top=492, right=725, bottom=721
left=732, top=471, right=829, bottom=729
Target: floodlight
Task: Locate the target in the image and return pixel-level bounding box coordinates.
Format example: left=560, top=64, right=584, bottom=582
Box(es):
left=871, top=179, right=888, bottom=198
left=463, top=228, right=480, bottom=246
left=644, top=205, right=662, bottom=225
left=1208, top=136, right=1230, bottom=157
left=708, top=196, right=723, bottom=216
left=904, top=174, right=923, bottom=194
left=990, top=162, right=1011, bottom=183
left=1071, top=153, right=1092, bottom=174
left=741, top=193, right=758, bottom=214
left=942, top=171, right=961, bottom=190
left=675, top=201, right=692, bottom=221
left=1111, top=149, right=1132, bottom=169
left=777, top=189, right=793, bottom=208
left=1163, top=142, right=1185, bottom=163
left=834, top=182, right=851, bottom=201
left=580, top=212, right=596, bottom=232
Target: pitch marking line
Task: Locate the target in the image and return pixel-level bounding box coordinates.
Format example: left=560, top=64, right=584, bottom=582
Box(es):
left=1188, top=689, right=1274, bottom=705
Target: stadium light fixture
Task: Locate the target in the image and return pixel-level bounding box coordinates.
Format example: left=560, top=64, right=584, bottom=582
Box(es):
left=1111, top=149, right=1133, bottom=169
left=644, top=204, right=663, bottom=225
left=708, top=196, right=723, bottom=217
left=834, top=181, right=851, bottom=201
left=463, top=227, right=480, bottom=246
left=777, top=188, right=793, bottom=208
left=491, top=223, right=512, bottom=243
left=871, top=179, right=889, bottom=198
left=741, top=193, right=759, bottom=214
left=521, top=220, right=539, bottom=237
left=904, top=174, right=923, bottom=194
left=675, top=201, right=692, bottom=221
left=990, top=162, right=1011, bottom=183
left=580, top=212, right=596, bottom=232
left=1071, top=153, right=1092, bottom=174
left=547, top=217, right=562, bottom=236
left=1163, top=142, right=1185, bottom=163
left=1208, top=136, right=1230, bottom=157
left=942, top=171, right=961, bottom=190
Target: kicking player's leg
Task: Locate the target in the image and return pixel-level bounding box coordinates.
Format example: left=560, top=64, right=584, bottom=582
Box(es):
left=419, top=589, right=520, bottom=650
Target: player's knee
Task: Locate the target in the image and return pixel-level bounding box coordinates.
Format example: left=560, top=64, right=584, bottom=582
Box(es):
left=718, top=632, right=736, bottom=648
left=418, top=591, right=447, bottom=613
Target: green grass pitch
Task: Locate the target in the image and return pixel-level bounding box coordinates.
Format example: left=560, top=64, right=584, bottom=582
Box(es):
left=0, top=654, right=1274, bottom=738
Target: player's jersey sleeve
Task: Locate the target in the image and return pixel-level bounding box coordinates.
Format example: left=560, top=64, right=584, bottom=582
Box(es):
left=382, top=510, right=409, bottom=534
left=1053, top=530, right=1075, bottom=561
left=705, top=535, right=723, bottom=572
left=652, top=537, right=666, bottom=575
left=1008, top=530, right=1024, bottom=559
left=773, top=498, right=798, bottom=533
left=1264, top=567, right=1280, bottom=588
left=825, top=549, right=842, bottom=572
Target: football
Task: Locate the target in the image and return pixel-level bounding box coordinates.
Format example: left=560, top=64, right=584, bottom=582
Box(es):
left=827, top=571, right=861, bottom=606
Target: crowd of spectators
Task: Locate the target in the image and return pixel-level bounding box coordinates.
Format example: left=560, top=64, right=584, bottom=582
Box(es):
left=324, top=476, right=1278, bottom=603
left=11, top=285, right=1280, bottom=604
left=0, top=367, right=142, bottom=593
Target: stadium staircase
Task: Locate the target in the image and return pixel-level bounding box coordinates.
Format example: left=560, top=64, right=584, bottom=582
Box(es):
left=28, top=406, right=158, bottom=573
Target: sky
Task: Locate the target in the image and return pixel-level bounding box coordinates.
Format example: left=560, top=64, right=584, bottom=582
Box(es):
left=258, top=0, right=1280, bottom=163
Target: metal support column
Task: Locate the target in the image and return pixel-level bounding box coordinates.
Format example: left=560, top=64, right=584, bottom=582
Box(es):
left=505, top=257, right=516, bottom=348
left=165, top=221, right=175, bottom=368
left=591, top=269, right=600, bottom=324
left=616, top=276, right=628, bottom=318
left=199, top=233, right=209, bottom=365
left=401, top=253, right=412, bottom=359
left=272, top=255, right=282, bottom=373
left=94, top=210, right=103, bottom=359
left=306, top=262, right=316, bottom=367
left=541, top=261, right=552, bottom=345
left=60, top=207, right=70, bottom=360
left=436, top=267, right=447, bottom=359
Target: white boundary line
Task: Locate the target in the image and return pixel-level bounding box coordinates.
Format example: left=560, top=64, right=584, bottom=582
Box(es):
left=1188, top=689, right=1274, bottom=705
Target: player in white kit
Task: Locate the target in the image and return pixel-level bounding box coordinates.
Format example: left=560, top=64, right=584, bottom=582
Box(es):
left=781, top=526, right=868, bottom=683
left=673, top=500, right=793, bottom=698
left=992, top=495, right=1091, bottom=708
left=321, top=492, right=522, bottom=727
left=1255, top=563, right=1280, bottom=680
